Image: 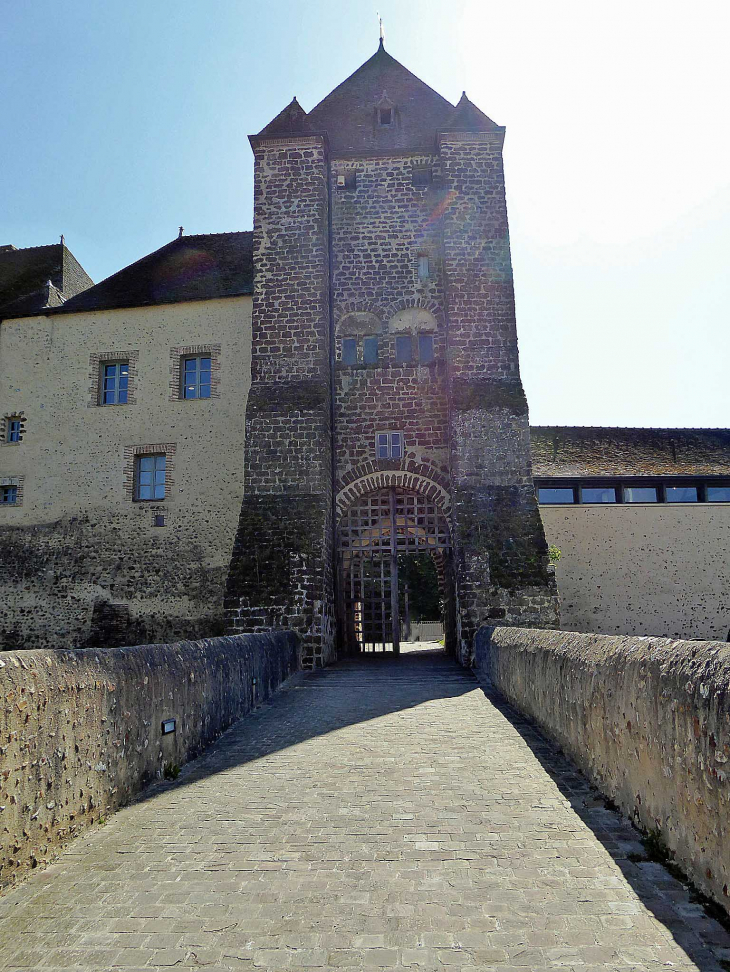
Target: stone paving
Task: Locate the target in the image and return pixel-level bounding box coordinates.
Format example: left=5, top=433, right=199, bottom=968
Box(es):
left=1, top=643, right=729, bottom=971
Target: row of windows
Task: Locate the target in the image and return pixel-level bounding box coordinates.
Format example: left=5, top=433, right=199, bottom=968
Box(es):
left=335, top=166, right=433, bottom=192
left=0, top=433, right=408, bottom=508
left=341, top=333, right=435, bottom=367
left=101, top=355, right=211, bottom=405
left=537, top=481, right=730, bottom=505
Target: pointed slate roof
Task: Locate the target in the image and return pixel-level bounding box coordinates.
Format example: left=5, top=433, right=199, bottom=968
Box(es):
left=257, top=97, right=312, bottom=137
left=444, top=92, right=499, bottom=132
left=0, top=243, right=93, bottom=320
left=52, top=232, right=253, bottom=315
left=304, top=42, right=459, bottom=155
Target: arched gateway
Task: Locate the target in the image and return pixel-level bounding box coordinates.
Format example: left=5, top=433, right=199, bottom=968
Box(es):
left=337, top=485, right=452, bottom=654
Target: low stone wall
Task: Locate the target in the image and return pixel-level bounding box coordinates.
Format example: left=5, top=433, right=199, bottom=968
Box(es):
left=476, top=626, right=730, bottom=913
left=0, top=632, right=299, bottom=885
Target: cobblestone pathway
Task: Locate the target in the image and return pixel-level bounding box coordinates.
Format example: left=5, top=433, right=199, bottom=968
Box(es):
left=2, top=644, right=729, bottom=971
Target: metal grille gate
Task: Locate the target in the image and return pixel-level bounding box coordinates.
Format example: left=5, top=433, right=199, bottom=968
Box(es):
left=338, top=487, right=450, bottom=653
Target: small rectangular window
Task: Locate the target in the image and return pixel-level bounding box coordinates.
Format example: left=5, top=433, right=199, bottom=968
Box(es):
left=8, top=419, right=22, bottom=443
left=538, top=487, right=575, bottom=505
left=375, top=432, right=404, bottom=460
left=624, top=486, right=658, bottom=503
left=666, top=486, right=698, bottom=503
left=102, top=362, right=129, bottom=405
left=418, top=334, right=434, bottom=364
left=412, top=167, right=433, bottom=188
left=135, top=454, right=166, bottom=501
left=342, top=338, right=358, bottom=365
left=581, top=486, right=617, bottom=504
left=183, top=356, right=212, bottom=399
left=0, top=485, right=18, bottom=505
left=363, top=336, right=379, bottom=365
left=417, top=255, right=430, bottom=281
left=379, top=108, right=392, bottom=126
left=707, top=485, right=730, bottom=502
left=395, top=335, right=413, bottom=363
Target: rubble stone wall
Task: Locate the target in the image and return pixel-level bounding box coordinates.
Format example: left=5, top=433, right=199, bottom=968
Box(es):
left=225, top=135, right=335, bottom=668
left=476, top=625, right=730, bottom=913
left=0, top=631, right=299, bottom=885
left=440, top=132, right=558, bottom=659
left=0, top=298, right=251, bottom=651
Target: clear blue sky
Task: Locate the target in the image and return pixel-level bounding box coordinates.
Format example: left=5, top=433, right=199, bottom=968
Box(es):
left=3, top=0, right=729, bottom=427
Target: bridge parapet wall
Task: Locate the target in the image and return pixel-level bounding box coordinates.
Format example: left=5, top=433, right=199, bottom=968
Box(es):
left=0, top=632, right=299, bottom=886
left=476, top=625, right=730, bottom=914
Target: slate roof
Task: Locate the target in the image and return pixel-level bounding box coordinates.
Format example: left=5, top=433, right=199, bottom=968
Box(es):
left=530, top=427, right=730, bottom=478
left=257, top=42, right=498, bottom=156
left=0, top=243, right=93, bottom=320
left=53, top=232, right=253, bottom=315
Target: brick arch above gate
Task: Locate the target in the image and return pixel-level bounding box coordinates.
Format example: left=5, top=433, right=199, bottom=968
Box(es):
left=336, top=462, right=451, bottom=517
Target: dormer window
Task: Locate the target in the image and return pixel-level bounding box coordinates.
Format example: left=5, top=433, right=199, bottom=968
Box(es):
left=379, top=107, right=392, bottom=126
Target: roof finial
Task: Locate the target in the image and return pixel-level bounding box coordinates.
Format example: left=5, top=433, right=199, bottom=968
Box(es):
left=178, top=226, right=184, bottom=238
left=377, top=11, right=385, bottom=47
left=60, top=234, right=65, bottom=246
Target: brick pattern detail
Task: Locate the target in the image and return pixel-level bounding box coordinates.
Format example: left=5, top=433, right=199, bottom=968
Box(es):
left=122, top=443, right=176, bottom=502
left=169, top=344, right=221, bottom=401
left=1, top=412, right=26, bottom=445
left=87, top=350, right=139, bottom=407
left=0, top=475, right=24, bottom=507
left=336, top=462, right=451, bottom=516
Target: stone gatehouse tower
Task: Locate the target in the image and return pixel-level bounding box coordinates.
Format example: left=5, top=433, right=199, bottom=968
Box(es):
left=225, top=41, right=559, bottom=666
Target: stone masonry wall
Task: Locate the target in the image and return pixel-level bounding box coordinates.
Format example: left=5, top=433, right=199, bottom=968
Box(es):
left=331, top=155, right=450, bottom=486
left=225, top=136, right=335, bottom=668
left=440, top=132, right=558, bottom=659
left=0, top=631, right=299, bottom=886
left=476, top=625, right=730, bottom=914
left=0, top=298, right=251, bottom=651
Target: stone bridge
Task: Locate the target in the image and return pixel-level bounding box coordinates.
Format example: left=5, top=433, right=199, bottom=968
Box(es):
left=1, top=632, right=729, bottom=971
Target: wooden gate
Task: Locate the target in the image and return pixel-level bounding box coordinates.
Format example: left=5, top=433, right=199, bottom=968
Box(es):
left=337, top=487, right=450, bottom=653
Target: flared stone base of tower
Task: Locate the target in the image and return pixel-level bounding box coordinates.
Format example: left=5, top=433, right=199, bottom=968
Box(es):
left=450, top=383, right=560, bottom=665
left=224, top=494, right=335, bottom=669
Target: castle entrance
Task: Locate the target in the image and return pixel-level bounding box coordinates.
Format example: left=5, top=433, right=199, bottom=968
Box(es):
left=337, top=487, right=452, bottom=654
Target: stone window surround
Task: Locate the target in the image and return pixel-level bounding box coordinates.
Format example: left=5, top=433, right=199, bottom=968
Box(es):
left=88, top=351, right=139, bottom=407
left=169, top=345, right=221, bottom=401
left=1, top=412, right=26, bottom=445
left=123, top=443, right=176, bottom=503
left=0, top=475, right=24, bottom=507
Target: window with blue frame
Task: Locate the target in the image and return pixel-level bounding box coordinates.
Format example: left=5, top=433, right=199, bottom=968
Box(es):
left=395, top=335, right=413, bottom=363
left=101, top=362, right=129, bottom=405
left=6, top=418, right=22, bottom=442
left=538, top=487, right=575, bottom=504
left=665, top=486, right=698, bottom=503
left=418, top=333, right=435, bottom=364
left=363, top=336, right=379, bottom=365
left=134, top=455, right=166, bottom=501
left=707, top=485, right=730, bottom=502
left=0, top=485, right=18, bottom=505
left=183, top=356, right=212, bottom=399
left=342, top=338, right=358, bottom=365
left=376, top=432, right=403, bottom=460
